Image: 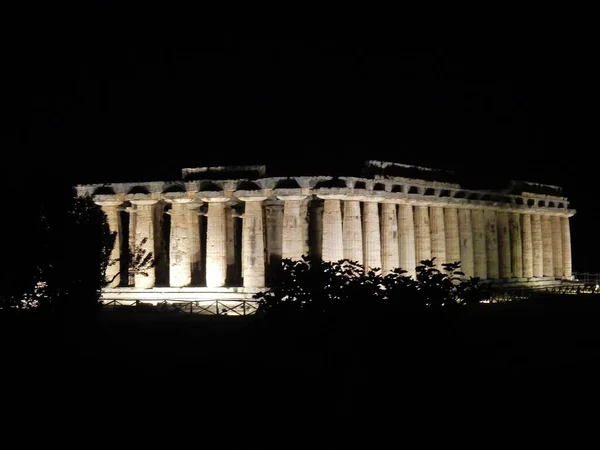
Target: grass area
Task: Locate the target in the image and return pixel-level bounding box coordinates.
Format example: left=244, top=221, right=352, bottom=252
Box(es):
left=2, top=295, right=600, bottom=430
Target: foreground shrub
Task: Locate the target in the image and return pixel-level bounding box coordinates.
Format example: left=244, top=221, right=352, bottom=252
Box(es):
left=254, top=256, right=490, bottom=320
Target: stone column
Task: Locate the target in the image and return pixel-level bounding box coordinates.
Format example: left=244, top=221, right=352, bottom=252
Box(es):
left=226, top=204, right=239, bottom=285
left=521, top=214, right=533, bottom=278
left=240, top=197, right=267, bottom=288
left=471, top=209, right=487, bottom=279
left=203, top=198, right=229, bottom=288
left=130, top=199, right=158, bottom=289
left=277, top=195, right=307, bottom=260
left=96, top=200, right=123, bottom=287
left=299, top=200, right=310, bottom=258
left=429, top=206, right=446, bottom=269
left=398, top=204, right=416, bottom=277
left=265, top=203, right=283, bottom=285
left=444, top=207, right=460, bottom=265
left=458, top=209, right=474, bottom=278
left=509, top=212, right=523, bottom=278
left=561, top=216, right=572, bottom=279
left=186, top=203, right=202, bottom=285
left=484, top=209, right=499, bottom=279
left=126, top=206, right=137, bottom=286
left=531, top=214, right=544, bottom=277
left=343, top=200, right=363, bottom=264
left=413, top=205, right=431, bottom=266
left=362, top=200, right=382, bottom=272
left=497, top=211, right=511, bottom=279
left=309, top=200, right=324, bottom=263
left=551, top=215, right=564, bottom=278
left=319, top=197, right=344, bottom=262
left=541, top=215, right=554, bottom=277
left=168, top=199, right=193, bottom=287
left=381, top=203, right=399, bottom=274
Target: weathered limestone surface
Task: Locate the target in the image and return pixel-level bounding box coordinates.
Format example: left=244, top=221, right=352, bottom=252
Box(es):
left=561, top=216, right=572, bottom=278
left=509, top=213, right=523, bottom=278
left=131, top=200, right=157, bottom=288
left=343, top=200, right=364, bottom=264
left=362, top=200, right=382, bottom=271
left=398, top=204, right=416, bottom=277
left=265, top=203, right=283, bottom=284
left=204, top=199, right=228, bottom=288
left=241, top=198, right=267, bottom=288
left=126, top=205, right=137, bottom=286
left=497, top=212, right=511, bottom=279
left=278, top=196, right=307, bottom=260
left=551, top=215, right=563, bottom=278
left=96, top=201, right=123, bottom=287
left=458, top=209, right=474, bottom=277
left=186, top=203, right=202, bottom=284
left=321, top=198, right=344, bottom=262
left=429, top=206, right=446, bottom=268
left=444, top=207, right=460, bottom=265
left=484, top=209, right=499, bottom=279
left=309, top=201, right=324, bottom=262
left=541, top=215, right=554, bottom=277
left=521, top=214, right=533, bottom=278
left=414, top=205, right=431, bottom=266
left=225, top=204, right=237, bottom=285
left=531, top=214, right=543, bottom=277
left=381, top=203, right=399, bottom=274
left=471, top=209, right=487, bottom=279
left=168, top=199, right=192, bottom=287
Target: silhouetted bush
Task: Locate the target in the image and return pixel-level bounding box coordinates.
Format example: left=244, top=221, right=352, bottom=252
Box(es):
left=0, top=195, right=115, bottom=315
left=254, top=257, right=490, bottom=321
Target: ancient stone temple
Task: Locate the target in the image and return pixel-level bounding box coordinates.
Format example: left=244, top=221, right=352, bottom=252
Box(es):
left=75, top=161, right=575, bottom=307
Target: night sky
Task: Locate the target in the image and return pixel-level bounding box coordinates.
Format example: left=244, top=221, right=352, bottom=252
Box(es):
left=6, top=7, right=599, bottom=271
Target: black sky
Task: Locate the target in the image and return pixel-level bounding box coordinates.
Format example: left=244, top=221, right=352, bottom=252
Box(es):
left=6, top=7, right=599, bottom=270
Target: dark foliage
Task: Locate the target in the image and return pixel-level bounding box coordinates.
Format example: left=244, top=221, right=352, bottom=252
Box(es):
left=254, top=256, right=490, bottom=320
left=0, top=195, right=115, bottom=314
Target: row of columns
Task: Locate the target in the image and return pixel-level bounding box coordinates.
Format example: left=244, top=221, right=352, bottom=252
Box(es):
left=98, top=196, right=573, bottom=289
left=317, top=197, right=572, bottom=281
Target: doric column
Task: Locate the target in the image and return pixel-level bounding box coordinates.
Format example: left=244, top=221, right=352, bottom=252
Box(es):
left=96, top=200, right=123, bottom=287
left=429, top=206, right=446, bottom=269
left=202, top=198, right=229, bottom=288
left=186, top=203, right=202, bottom=285
left=277, top=195, right=307, bottom=260
left=458, top=209, right=474, bottom=278
left=531, top=214, right=543, bottom=277
left=130, top=199, right=158, bottom=289
left=551, top=215, right=564, bottom=278
left=226, top=204, right=239, bottom=286
left=497, top=211, right=511, bottom=279
left=309, top=200, right=324, bottom=263
left=319, top=197, right=344, bottom=262
left=398, top=204, right=416, bottom=277
left=484, top=209, right=499, bottom=279
left=381, top=203, right=399, bottom=274
left=509, top=212, right=523, bottom=278
left=265, top=203, right=283, bottom=284
left=444, top=207, right=460, bottom=265
left=126, top=205, right=137, bottom=286
left=362, top=200, right=382, bottom=272
left=239, top=196, right=267, bottom=288
left=471, top=209, right=487, bottom=279
left=561, top=216, right=572, bottom=279
left=343, top=200, right=363, bottom=264
left=413, top=205, right=431, bottom=266
left=541, top=215, right=554, bottom=277
left=521, top=214, right=533, bottom=278
left=167, top=198, right=193, bottom=287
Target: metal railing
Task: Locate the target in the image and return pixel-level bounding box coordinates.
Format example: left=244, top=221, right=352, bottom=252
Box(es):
left=573, top=272, right=600, bottom=285
left=101, top=299, right=259, bottom=316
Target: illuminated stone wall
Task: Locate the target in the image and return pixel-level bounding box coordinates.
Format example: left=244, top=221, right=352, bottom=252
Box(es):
left=77, top=161, right=575, bottom=294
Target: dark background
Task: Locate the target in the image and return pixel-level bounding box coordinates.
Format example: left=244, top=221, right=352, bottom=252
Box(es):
left=5, top=6, right=598, bottom=271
